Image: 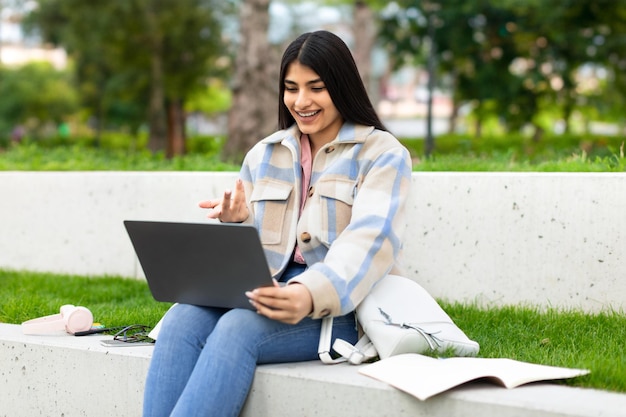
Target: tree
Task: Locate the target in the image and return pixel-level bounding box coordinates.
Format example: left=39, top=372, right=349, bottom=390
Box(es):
left=379, top=0, right=626, bottom=143
left=380, top=0, right=523, bottom=138
left=512, top=0, right=626, bottom=135
left=25, top=0, right=227, bottom=156
left=222, top=0, right=278, bottom=163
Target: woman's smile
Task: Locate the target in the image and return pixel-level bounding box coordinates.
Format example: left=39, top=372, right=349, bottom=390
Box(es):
left=296, top=110, right=321, bottom=118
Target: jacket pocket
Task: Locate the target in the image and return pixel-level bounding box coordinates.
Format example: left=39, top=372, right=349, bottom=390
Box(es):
left=250, top=179, right=293, bottom=245
left=316, top=178, right=355, bottom=245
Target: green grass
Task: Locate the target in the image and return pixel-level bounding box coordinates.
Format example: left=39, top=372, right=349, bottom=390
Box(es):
left=1, top=269, right=624, bottom=394
left=1, top=132, right=624, bottom=171
left=412, top=149, right=626, bottom=172
left=0, top=143, right=240, bottom=171
left=442, top=301, right=626, bottom=393
left=0, top=269, right=172, bottom=329
left=404, top=132, right=626, bottom=172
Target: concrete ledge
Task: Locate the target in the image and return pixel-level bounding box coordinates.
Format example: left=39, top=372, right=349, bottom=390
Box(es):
left=1, top=171, right=625, bottom=313
left=1, top=323, right=625, bottom=417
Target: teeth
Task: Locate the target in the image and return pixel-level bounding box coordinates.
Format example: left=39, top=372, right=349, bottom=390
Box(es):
left=298, top=110, right=319, bottom=117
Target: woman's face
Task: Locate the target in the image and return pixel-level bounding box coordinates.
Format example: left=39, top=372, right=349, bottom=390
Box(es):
left=283, top=61, right=343, bottom=145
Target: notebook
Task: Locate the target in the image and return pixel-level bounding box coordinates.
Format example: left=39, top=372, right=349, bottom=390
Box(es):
left=123, top=220, right=274, bottom=310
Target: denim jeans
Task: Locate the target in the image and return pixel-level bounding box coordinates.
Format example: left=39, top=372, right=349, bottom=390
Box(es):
left=142, top=263, right=358, bottom=417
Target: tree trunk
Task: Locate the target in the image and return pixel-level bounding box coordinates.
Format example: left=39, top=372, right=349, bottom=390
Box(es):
left=147, top=55, right=168, bottom=153
left=562, top=88, right=574, bottom=135
left=474, top=100, right=483, bottom=139
left=94, top=93, right=104, bottom=148
left=532, top=124, right=544, bottom=142
left=449, top=101, right=459, bottom=134
left=448, top=71, right=459, bottom=134
left=353, top=1, right=376, bottom=100
left=424, top=9, right=437, bottom=156
left=223, top=0, right=277, bottom=163
left=143, top=4, right=168, bottom=153
left=167, top=99, right=186, bottom=157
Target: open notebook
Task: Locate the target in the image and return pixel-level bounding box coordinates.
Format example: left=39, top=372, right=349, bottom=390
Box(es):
left=360, top=354, right=590, bottom=400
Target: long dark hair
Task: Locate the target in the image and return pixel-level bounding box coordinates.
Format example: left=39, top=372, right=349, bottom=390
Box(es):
left=278, top=30, right=386, bottom=132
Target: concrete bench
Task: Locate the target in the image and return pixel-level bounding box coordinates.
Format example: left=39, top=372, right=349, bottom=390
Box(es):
left=2, top=323, right=625, bottom=417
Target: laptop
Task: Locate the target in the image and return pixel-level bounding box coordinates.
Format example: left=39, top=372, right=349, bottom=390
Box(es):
left=123, top=220, right=274, bottom=310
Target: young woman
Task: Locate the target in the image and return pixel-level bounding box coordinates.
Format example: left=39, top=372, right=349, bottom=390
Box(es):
left=142, top=30, right=412, bottom=417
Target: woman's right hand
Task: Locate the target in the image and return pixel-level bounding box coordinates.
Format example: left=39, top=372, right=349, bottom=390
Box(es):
left=199, top=179, right=249, bottom=223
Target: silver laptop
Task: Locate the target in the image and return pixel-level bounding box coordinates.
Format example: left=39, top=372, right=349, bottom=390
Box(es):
left=124, top=220, right=273, bottom=310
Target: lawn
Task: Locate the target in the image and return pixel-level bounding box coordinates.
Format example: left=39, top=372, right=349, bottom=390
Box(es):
left=1, top=269, right=624, bottom=394
left=0, top=132, right=624, bottom=171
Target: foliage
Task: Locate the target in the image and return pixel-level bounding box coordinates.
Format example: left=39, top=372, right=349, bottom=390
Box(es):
left=1, top=269, right=624, bottom=393
left=378, top=0, right=626, bottom=136
left=403, top=132, right=626, bottom=171
left=24, top=0, right=233, bottom=153
left=185, top=81, right=232, bottom=115
left=0, top=62, right=79, bottom=138
left=403, top=131, right=625, bottom=158
left=0, top=132, right=624, bottom=172
left=5, top=0, right=626, bottom=159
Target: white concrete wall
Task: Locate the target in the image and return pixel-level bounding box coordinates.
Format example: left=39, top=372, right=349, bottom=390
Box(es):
left=1, top=172, right=624, bottom=312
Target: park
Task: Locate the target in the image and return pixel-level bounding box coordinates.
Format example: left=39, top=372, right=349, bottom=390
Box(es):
left=1, top=1, right=625, bottom=416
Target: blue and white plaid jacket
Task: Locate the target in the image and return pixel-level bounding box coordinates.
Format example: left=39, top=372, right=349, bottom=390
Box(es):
left=240, top=123, right=412, bottom=319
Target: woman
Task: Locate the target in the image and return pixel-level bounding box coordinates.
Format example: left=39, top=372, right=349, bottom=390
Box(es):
left=143, top=30, right=412, bottom=417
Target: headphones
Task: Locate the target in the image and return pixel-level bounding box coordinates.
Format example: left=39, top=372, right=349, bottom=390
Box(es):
left=21, top=304, right=94, bottom=335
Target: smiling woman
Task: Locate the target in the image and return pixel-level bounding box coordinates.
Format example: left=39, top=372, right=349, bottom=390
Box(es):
left=143, top=30, right=418, bottom=417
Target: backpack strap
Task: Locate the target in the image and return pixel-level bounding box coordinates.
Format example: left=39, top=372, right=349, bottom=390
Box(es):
left=318, top=316, right=378, bottom=365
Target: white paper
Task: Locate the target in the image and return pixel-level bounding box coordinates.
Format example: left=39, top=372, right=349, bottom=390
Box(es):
left=359, top=354, right=590, bottom=400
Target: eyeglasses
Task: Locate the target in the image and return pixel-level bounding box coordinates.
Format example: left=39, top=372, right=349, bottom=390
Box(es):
left=112, top=324, right=154, bottom=344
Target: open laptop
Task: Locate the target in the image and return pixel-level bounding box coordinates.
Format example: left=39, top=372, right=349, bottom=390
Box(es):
left=123, top=220, right=274, bottom=310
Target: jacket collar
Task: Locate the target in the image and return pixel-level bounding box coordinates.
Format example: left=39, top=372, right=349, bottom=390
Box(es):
left=261, top=123, right=375, bottom=146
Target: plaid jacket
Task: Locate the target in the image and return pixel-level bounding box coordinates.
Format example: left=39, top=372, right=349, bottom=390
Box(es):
left=240, top=123, right=412, bottom=319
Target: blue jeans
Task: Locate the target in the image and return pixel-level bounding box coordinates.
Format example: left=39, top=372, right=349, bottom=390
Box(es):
left=142, top=263, right=358, bottom=417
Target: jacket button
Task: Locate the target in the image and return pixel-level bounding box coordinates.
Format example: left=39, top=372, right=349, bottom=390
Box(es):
left=320, top=309, right=330, bottom=317
left=301, top=232, right=311, bottom=243
left=308, top=186, right=314, bottom=198
left=325, top=146, right=335, bottom=154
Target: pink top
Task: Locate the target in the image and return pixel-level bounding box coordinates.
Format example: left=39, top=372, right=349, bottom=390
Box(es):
left=293, top=134, right=312, bottom=264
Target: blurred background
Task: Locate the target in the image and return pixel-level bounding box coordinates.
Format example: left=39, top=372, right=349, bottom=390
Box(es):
left=0, top=0, right=624, bottom=167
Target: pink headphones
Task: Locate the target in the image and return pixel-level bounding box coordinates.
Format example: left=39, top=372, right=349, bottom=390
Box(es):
left=21, top=304, right=94, bottom=335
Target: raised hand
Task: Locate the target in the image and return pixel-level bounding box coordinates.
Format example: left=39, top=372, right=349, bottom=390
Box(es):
left=199, top=179, right=249, bottom=223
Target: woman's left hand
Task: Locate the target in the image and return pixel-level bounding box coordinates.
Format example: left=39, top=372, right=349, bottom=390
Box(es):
left=199, top=179, right=249, bottom=223
left=246, top=281, right=313, bottom=324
